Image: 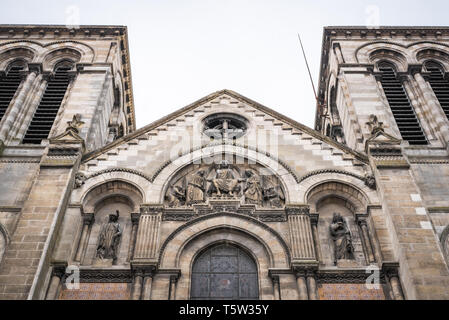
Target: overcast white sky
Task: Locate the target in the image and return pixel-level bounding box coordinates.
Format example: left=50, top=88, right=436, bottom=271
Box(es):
left=1, top=0, right=449, bottom=129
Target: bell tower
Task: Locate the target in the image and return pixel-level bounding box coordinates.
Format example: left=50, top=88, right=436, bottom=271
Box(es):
left=315, top=27, right=449, bottom=299
left=0, top=25, right=135, bottom=299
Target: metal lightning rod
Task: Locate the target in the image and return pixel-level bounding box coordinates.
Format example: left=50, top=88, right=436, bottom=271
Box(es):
left=297, top=33, right=318, bottom=101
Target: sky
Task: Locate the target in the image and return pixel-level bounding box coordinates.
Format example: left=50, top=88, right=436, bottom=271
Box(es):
left=1, top=0, right=449, bottom=129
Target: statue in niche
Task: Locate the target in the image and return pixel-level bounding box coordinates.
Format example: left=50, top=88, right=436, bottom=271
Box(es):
left=243, top=169, right=263, bottom=205
left=186, top=169, right=206, bottom=205
left=207, top=160, right=241, bottom=197
left=96, top=210, right=122, bottom=262
left=329, top=212, right=354, bottom=265
left=166, top=185, right=186, bottom=207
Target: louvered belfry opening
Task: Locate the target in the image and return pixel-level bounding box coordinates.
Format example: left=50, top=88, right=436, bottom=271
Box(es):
left=0, top=61, right=25, bottom=122
left=378, top=62, right=427, bottom=145
left=425, top=61, right=449, bottom=120
left=22, top=62, right=73, bottom=144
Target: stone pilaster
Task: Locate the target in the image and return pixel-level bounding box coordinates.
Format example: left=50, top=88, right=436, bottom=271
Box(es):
left=133, top=205, right=162, bottom=262
left=286, top=205, right=316, bottom=262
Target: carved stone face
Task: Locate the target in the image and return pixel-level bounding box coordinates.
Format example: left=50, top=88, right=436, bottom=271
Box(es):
left=109, top=214, right=118, bottom=222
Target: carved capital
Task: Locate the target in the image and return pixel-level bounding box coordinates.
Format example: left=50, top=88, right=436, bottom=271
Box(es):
left=285, top=205, right=310, bottom=216
left=309, top=213, right=319, bottom=226
left=382, top=262, right=400, bottom=279
left=51, top=261, right=68, bottom=278
left=27, top=63, right=43, bottom=75
left=408, top=64, right=423, bottom=76
left=355, top=213, right=369, bottom=226
left=131, top=263, right=157, bottom=278
left=292, top=261, right=319, bottom=278
left=81, top=212, right=95, bottom=225
left=140, top=204, right=164, bottom=215
left=131, top=212, right=141, bottom=225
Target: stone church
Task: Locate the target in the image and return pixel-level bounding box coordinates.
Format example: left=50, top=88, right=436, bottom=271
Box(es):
left=0, top=25, right=448, bottom=300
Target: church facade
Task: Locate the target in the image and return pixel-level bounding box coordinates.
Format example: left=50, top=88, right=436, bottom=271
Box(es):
left=0, top=25, right=448, bottom=300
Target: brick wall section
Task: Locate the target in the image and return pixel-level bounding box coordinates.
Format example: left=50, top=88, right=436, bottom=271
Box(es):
left=0, top=167, right=72, bottom=299
left=375, top=167, right=449, bottom=299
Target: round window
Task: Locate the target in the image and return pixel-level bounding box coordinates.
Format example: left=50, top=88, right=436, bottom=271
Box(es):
left=203, top=113, right=247, bottom=140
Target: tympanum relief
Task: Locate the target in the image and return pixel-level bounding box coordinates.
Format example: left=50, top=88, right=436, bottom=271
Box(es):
left=165, top=160, right=285, bottom=208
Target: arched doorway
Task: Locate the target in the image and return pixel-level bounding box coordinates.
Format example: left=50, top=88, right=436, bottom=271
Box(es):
left=190, top=243, right=259, bottom=300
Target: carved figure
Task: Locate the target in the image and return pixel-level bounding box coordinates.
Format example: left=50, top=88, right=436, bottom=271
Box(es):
left=243, top=169, right=263, bottom=205
left=96, top=210, right=122, bottom=261
left=186, top=169, right=206, bottom=205
left=166, top=185, right=186, bottom=207
left=329, top=213, right=354, bottom=265
left=208, top=160, right=241, bottom=197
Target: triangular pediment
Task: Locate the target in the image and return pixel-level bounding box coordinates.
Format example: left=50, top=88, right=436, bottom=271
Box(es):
left=365, top=129, right=402, bottom=152
left=83, top=89, right=367, bottom=165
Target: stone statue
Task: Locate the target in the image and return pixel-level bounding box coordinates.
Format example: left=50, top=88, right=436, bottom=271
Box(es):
left=166, top=185, right=185, bottom=207
left=208, top=160, right=241, bottom=197
left=74, top=172, right=87, bottom=189
left=264, top=185, right=284, bottom=208
left=96, top=210, right=122, bottom=261
left=329, top=212, right=354, bottom=265
left=186, top=169, right=206, bottom=205
left=243, top=169, right=263, bottom=205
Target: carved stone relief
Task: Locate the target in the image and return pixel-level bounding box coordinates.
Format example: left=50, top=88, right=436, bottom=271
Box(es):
left=164, top=159, right=285, bottom=209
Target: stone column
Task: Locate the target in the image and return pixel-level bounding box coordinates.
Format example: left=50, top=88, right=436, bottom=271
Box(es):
left=271, top=276, right=280, bottom=300
left=142, top=275, right=154, bottom=300
left=306, top=273, right=318, bottom=300
left=383, top=263, right=404, bottom=300
left=401, top=77, right=434, bottom=141
left=45, top=263, right=67, bottom=300
left=14, top=73, right=48, bottom=142
left=356, top=215, right=375, bottom=264
left=295, top=271, right=309, bottom=300
left=169, top=275, right=178, bottom=300
left=131, top=270, right=143, bottom=300
left=127, top=212, right=140, bottom=262
left=75, top=212, right=94, bottom=262
left=389, top=276, right=404, bottom=300
left=309, top=214, right=321, bottom=263
left=413, top=71, right=449, bottom=142
left=0, top=69, right=38, bottom=142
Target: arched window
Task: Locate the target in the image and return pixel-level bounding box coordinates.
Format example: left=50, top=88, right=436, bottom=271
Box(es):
left=378, top=62, right=427, bottom=145
left=0, top=60, right=26, bottom=122
left=22, top=60, right=73, bottom=144
left=424, top=61, right=449, bottom=120
left=190, top=243, right=259, bottom=300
